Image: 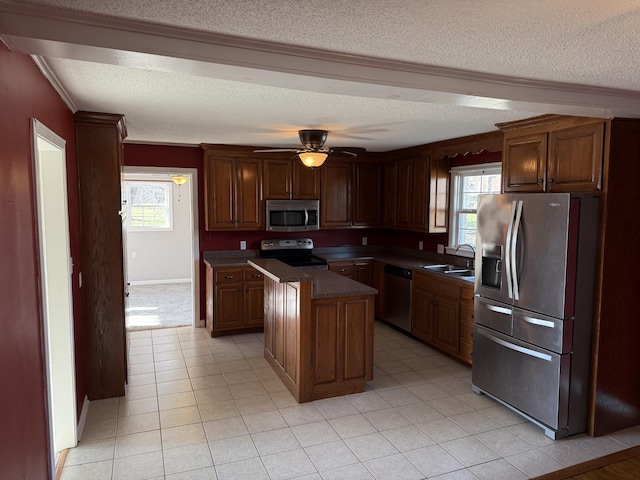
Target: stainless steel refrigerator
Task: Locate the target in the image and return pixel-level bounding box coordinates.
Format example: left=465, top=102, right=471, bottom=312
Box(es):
left=472, top=193, right=599, bottom=439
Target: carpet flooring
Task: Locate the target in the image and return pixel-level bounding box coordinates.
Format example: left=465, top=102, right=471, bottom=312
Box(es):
left=125, top=282, right=193, bottom=330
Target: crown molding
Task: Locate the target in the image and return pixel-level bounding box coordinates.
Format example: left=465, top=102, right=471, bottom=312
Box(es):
left=30, top=55, right=78, bottom=113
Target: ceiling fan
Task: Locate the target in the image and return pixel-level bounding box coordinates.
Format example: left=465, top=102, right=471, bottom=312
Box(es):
left=254, top=129, right=358, bottom=167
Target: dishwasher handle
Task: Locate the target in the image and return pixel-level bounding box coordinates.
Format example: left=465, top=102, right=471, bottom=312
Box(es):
left=384, top=264, right=413, bottom=279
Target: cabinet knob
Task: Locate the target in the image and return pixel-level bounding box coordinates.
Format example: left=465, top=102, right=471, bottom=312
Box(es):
left=338, top=268, right=346, bottom=272
left=252, top=273, right=262, bottom=278
left=537, top=179, right=544, bottom=184
left=225, top=275, right=234, bottom=279
left=548, top=178, right=555, bottom=183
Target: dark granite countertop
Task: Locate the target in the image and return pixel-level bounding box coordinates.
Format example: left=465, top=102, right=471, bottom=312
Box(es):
left=248, top=258, right=377, bottom=299
left=206, top=248, right=474, bottom=285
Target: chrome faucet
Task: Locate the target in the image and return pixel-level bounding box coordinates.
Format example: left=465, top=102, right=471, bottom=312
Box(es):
left=455, top=243, right=476, bottom=269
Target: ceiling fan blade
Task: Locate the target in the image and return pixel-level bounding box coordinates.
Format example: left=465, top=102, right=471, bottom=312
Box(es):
left=253, top=148, right=299, bottom=153
left=332, top=150, right=358, bottom=158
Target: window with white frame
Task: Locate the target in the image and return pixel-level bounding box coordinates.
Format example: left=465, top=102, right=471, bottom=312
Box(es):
left=126, top=181, right=172, bottom=230
left=448, top=163, right=501, bottom=254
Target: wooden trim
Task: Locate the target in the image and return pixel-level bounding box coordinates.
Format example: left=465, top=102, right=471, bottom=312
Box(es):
left=532, top=445, right=640, bottom=480
left=55, top=449, right=69, bottom=480
left=497, top=114, right=606, bottom=133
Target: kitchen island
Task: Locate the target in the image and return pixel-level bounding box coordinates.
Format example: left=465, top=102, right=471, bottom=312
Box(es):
left=248, top=258, right=377, bottom=403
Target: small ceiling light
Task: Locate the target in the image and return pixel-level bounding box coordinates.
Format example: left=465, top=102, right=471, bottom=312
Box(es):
left=171, top=175, right=188, bottom=185
left=298, top=152, right=328, bottom=168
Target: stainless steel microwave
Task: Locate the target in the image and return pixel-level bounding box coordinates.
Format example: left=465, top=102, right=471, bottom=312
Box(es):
left=265, top=199, right=319, bottom=232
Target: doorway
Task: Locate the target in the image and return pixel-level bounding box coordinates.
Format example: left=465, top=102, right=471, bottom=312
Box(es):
left=31, top=119, right=77, bottom=473
left=122, top=167, right=200, bottom=330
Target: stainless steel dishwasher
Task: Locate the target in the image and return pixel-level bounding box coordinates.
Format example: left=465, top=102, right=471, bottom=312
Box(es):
left=383, top=264, right=412, bottom=333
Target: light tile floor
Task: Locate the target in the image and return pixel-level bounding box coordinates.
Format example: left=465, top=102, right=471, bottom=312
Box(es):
left=61, top=322, right=640, bottom=480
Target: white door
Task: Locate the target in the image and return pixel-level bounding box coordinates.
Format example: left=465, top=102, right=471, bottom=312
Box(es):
left=32, top=119, right=77, bottom=471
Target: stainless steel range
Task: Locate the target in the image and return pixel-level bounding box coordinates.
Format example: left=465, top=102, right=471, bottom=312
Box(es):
left=259, top=237, right=328, bottom=269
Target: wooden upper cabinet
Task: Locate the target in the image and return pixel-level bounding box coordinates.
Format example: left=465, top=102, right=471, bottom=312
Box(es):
left=548, top=122, right=604, bottom=192
left=500, top=115, right=605, bottom=194
left=395, top=158, right=413, bottom=229
left=429, top=156, right=450, bottom=233
left=263, top=158, right=320, bottom=199
left=353, top=162, right=382, bottom=227
left=321, top=160, right=352, bottom=227
left=263, top=158, right=292, bottom=199
left=410, top=154, right=430, bottom=231
left=383, top=161, right=397, bottom=227
left=292, top=161, right=321, bottom=199
left=204, top=153, right=263, bottom=230
left=503, top=133, right=547, bottom=192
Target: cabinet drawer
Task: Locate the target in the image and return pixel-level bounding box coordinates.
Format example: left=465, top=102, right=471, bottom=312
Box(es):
left=460, top=304, right=474, bottom=324
left=215, top=268, right=243, bottom=283
left=460, top=285, right=475, bottom=306
left=244, top=267, right=264, bottom=283
left=414, top=273, right=460, bottom=300
left=460, top=321, right=474, bottom=344
left=330, top=263, right=355, bottom=276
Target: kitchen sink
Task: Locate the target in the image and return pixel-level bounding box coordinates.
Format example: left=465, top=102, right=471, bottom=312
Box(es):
left=421, top=264, right=474, bottom=276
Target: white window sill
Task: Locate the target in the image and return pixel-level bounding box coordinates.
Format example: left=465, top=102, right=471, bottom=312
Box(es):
left=445, top=246, right=475, bottom=258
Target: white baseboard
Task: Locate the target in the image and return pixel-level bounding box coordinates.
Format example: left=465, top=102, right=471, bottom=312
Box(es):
left=76, top=395, right=90, bottom=442
left=129, top=278, right=191, bottom=286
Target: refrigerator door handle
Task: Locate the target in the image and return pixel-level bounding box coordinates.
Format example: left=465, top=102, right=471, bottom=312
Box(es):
left=487, top=304, right=512, bottom=315
left=523, top=315, right=556, bottom=329
left=505, top=200, right=517, bottom=299
left=478, top=328, right=553, bottom=362
left=511, top=200, right=523, bottom=301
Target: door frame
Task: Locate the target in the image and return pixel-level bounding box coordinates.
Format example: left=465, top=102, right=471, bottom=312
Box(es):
left=31, top=118, right=77, bottom=473
left=122, top=166, right=200, bottom=327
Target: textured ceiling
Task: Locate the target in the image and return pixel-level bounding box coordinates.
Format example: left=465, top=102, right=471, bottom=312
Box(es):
left=2, top=0, right=640, bottom=150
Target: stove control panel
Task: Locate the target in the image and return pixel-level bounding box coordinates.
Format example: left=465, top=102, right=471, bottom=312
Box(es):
left=261, top=237, right=314, bottom=250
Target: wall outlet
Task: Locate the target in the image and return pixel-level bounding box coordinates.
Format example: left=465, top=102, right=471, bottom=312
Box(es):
left=437, top=244, right=445, bottom=254
left=240, top=241, right=247, bottom=250
left=131, top=251, right=137, bottom=259
left=418, top=241, right=423, bottom=250
left=362, top=236, right=367, bottom=246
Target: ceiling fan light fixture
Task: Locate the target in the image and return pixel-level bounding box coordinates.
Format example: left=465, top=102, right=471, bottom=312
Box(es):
left=298, top=152, right=327, bottom=167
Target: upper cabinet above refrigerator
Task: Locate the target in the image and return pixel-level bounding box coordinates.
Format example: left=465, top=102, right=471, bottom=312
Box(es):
left=497, top=115, right=605, bottom=194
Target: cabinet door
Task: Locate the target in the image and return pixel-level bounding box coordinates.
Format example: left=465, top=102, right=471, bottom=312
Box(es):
left=395, top=158, right=412, bottom=228
left=412, top=287, right=435, bottom=342
left=411, top=155, right=430, bottom=231
left=293, top=161, right=321, bottom=199
left=353, top=162, right=382, bottom=226
left=329, top=262, right=355, bottom=279
left=429, top=156, right=450, bottom=233
left=433, top=296, right=460, bottom=355
left=237, top=158, right=263, bottom=229
left=263, top=158, right=292, bottom=199
left=214, top=284, right=244, bottom=329
left=373, top=261, right=386, bottom=318
left=205, top=157, right=237, bottom=230
left=503, top=133, right=547, bottom=192
left=244, top=267, right=265, bottom=327
left=547, top=122, right=604, bottom=192
left=354, top=261, right=373, bottom=287
left=321, top=161, right=352, bottom=227
left=383, top=161, right=397, bottom=227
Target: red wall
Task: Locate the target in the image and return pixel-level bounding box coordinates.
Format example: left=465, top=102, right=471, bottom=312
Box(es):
left=0, top=45, right=81, bottom=479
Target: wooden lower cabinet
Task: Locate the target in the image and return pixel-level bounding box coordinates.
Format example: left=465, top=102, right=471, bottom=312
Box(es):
left=263, top=275, right=374, bottom=403
left=458, top=284, right=475, bottom=365
left=205, top=265, right=264, bottom=336
left=412, top=271, right=474, bottom=363
left=373, top=260, right=386, bottom=318
left=329, top=260, right=373, bottom=287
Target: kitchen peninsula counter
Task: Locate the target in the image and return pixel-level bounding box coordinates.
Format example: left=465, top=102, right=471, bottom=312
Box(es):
left=247, top=258, right=376, bottom=403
